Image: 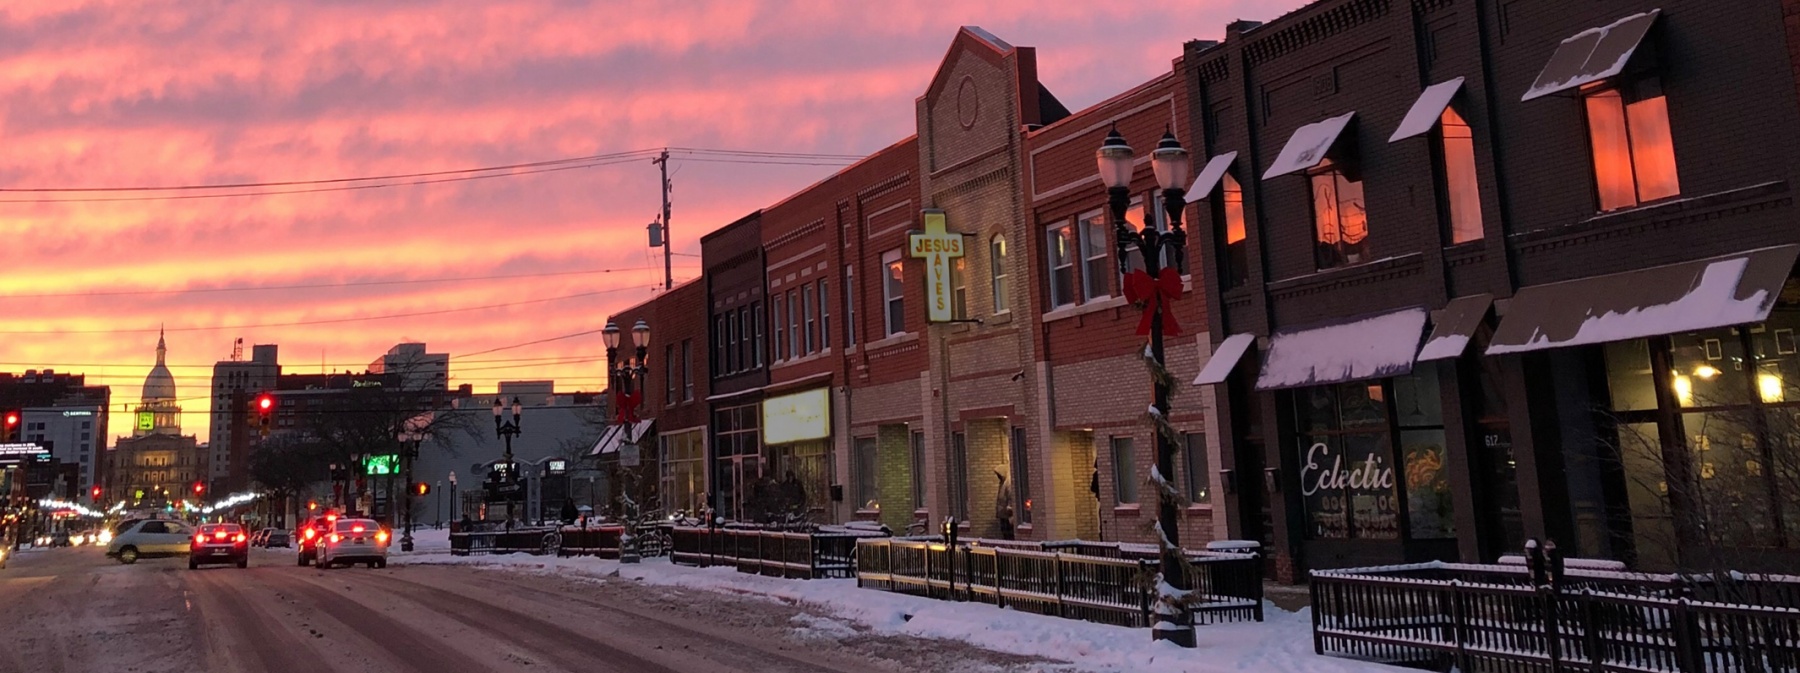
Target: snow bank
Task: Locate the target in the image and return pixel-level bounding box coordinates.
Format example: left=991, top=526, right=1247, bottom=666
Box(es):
left=392, top=553, right=1393, bottom=672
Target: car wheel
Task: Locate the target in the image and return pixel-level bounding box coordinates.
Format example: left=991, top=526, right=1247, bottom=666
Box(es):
left=366, top=561, right=377, bottom=569
left=118, top=547, right=139, bottom=564
left=189, top=558, right=198, bottom=570
left=237, top=557, right=248, bottom=569
left=297, top=554, right=309, bottom=567
left=376, top=559, right=387, bottom=569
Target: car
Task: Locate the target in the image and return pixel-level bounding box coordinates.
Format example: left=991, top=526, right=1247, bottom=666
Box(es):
left=263, top=529, right=291, bottom=548
left=106, top=519, right=197, bottom=564
left=248, top=529, right=265, bottom=547
left=50, top=530, right=71, bottom=547
left=295, top=512, right=339, bottom=566
left=189, top=523, right=249, bottom=569
left=314, top=518, right=389, bottom=569
left=0, top=545, right=8, bottom=569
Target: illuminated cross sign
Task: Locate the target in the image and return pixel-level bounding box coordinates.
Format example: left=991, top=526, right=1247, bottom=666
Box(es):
left=909, top=209, right=964, bottom=323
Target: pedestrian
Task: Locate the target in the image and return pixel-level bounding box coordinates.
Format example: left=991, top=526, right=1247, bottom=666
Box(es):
left=995, top=470, right=1015, bottom=541
left=560, top=498, right=579, bottom=525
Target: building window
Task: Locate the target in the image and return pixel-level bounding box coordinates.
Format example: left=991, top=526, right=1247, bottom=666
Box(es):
left=1141, top=193, right=1179, bottom=273
left=882, top=249, right=905, bottom=336
left=681, top=340, right=693, bottom=401
left=1218, top=173, right=1249, bottom=288
left=665, top=344, right=676, bottom=404
left=773, top=295, right=787, bottom=361
left=1293, top=380, right=1403, bottom=540
left=752, top=301, right=764, bottom=367
left=659, top=431, right=707, bottom=516
left=1110, top=436, right=1137, bottom=504
left=1584, top=81, right=1680, bottom=211
left=714, top=314, right=727, bottom=374
left=1438, top=107, right=1483, bottom=245
left=738, top=308, right=751, bottom=371
left=949, top=431, right=970, bottom=520
left=844, top=265, right=857, bottom=347
left=951, top=257, right=968, bottom=320
left=1010, top=427, right=1032, bottom=525
left=1078, top=211, right=1110, bottom=300
left=910, top=431, right=926, bottom=510
left=1310, top=158, right=1369, bottom=270
left=989, top=235, right=1009, bottom=313
left=853, top=437, right=878, bottom=509
left=818, top=280, right=830, bottom=350
left=802, top=284, right=816, bottom=355
left=1045, top=222, right=1076, bottom=308
left=1182, top=432, right=1210, bottom=505
left=726, top=310, right=740, bottom=373
left=787, top=289, right=800, bottom=357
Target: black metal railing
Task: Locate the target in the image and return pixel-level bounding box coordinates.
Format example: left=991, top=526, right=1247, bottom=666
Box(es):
left=855, top=537, right=1264, bottom=628
left=669, top=525, right=877, bottom=579
left=1310, top=562, right=1800, bottom=672
left=448, top=527, right=563, bottom=556
left=555, top=525, right=624, bottom=558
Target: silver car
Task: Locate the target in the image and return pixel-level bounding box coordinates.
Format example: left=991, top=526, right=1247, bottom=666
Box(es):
left=106, top=519, right=196, bottom=564
left=314, top=518, right=389, bottom=569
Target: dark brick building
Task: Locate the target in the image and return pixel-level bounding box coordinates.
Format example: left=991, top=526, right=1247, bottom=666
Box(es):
left=600, top=278, right=710, bottom=518
left=701, top=212, right=770, bottom=520
left=1183, top=0, right=1800, bottom=578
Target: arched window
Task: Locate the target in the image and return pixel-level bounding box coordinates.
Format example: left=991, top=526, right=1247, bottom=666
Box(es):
left=989, top=234, right=1009, bottom=313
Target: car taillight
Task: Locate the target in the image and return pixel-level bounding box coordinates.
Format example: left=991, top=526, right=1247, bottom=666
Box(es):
left=304, top=529, right=316, bottom=540
left=375, top=531, right=390, bottom=543
left=215, top=531, right=229, bottom=540
left=352, top=524, right=365, bottom=534
left=329, top=533, right=341, bottom=544
left=194, top=534, right=206, bottom=544
left=234, top=534, right=247, bottom=543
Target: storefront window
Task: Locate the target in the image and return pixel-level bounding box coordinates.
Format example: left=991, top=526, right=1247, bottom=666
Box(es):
left=1294, top=381, right=1399, bottom=539
left=659, top=430, right=707, bottom=517
left=1397, top=363, right=1454, bottom=539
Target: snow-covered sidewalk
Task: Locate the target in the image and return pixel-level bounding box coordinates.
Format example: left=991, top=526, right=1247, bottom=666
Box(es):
left=390, top=538, right=1395, bottom=673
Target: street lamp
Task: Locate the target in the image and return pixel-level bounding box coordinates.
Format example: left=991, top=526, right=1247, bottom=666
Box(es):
left=1097, top=124, right=1196, bottom=648
left=447, top=471, right=458, bottom=527
left=493, top=396, right=523, bottom=528
left=603, top=319, right=652, bottom=562
left=397, top=425, right=427, bottom=552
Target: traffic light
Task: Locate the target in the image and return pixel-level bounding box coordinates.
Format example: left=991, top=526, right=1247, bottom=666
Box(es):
left=307, top=500, right=318, bottom=511
left=3, top=411, right=17, bottom=441
left=412, top=482, right=431, bottom=496
left=254, top=394, right=274, bottom=437
left=193, top=481, right=205, bottom=496
left=90, top=486, right=101, bottom=501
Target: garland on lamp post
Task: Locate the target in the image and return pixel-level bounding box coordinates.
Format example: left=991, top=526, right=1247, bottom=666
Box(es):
left=602, top=319, right=652, bottom=563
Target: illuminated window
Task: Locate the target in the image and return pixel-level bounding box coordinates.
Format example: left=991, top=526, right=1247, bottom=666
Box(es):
left=1310, top=159, right=1369, bottom=270
left=1045, top=223, right=1076, bottom=308
left=1078, top=211, right=1110, bottom=300
left=882, top=249, right=905, bottom=336
left=989, top=235, right=1009, bottom=313
left=951, top=257, right=967, bottom=320
left=1584, top=81, right=1680, bottom=211
left=1439, top=108, right=1484, bottom=244
left=1218, top=173, right=1248, bottom=288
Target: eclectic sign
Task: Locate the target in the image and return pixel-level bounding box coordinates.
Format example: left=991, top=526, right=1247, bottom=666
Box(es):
left=909, top=209, right=964, bottom=323
left=762, top=388, right=830, bottom=445
left=1300, top=442, right=1395, bottom=496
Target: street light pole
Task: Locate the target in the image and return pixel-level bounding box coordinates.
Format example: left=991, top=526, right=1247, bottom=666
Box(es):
left=602, top=319, right=652, bottom=563
left=1097, top=125, right=1195, bottom=648
left=397, top=426, right=425, bottom=552
left=493, top=396, right=523, bottom=528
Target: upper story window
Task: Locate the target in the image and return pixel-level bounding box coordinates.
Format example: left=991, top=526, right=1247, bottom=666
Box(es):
left=802, top=284, right=816, bottom=355
left=681, top=340, right=693, bottom=401
left=1584, top=79, right=1679, bottom=211
left=1045, top=222, right=1076, bottom=308
left=882, top=249, right=905, bottom=336
left=1078, top=211, right=1110, bottom=301
left=751, top=301, right=764, bottom=367
left=664, top=344, right=676, bottom=404
left=1438, top=107, right=1483, bottom=245
left=817, top=280, right=829, bottom=350
left=773, top=295, right=787, bottom=361
left=843, top=265, right=857, bottom=347
left=989, top=235, right=1009, bottom=313
left=951, top=257, right=968, bottom=321
left=1310, top=158, right=1368, bottom=270
left=1219, top=173, right=1249, bottom=288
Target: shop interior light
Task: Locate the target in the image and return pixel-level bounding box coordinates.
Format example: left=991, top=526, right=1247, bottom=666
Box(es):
left=1759, top=373, right=1784, bottom=403
left=1693, top=365, right=1721, bottom=379
left=1673, top=375, right=1694, bottom=407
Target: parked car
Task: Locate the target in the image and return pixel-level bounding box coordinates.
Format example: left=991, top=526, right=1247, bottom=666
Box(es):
left=295, top=512, right=338, bottom=566
left=263, top=529, right=291, bottom=548
left=189, top=523, right=249, bottom=569
left=315, top=518, right=388, bottom=569
left=106, top=519, right=197, bottom=564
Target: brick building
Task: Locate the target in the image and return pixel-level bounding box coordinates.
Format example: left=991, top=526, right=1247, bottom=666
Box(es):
left=596, top=278, right=710, bottom=518
left=702, top=212, right=770, bottom=520
left=1182, top=0, right=1800, bottom=578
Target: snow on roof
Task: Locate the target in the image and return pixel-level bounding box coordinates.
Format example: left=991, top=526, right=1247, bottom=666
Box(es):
left=1521, top=9, right=1660, bottom=102
left=1184, top=151, right=1238, bottom=200
left=1416, top=293, right=1492, bottom=362
left=1193, top=332, right=1255, bottom=385
left=1388, top=77, right=1464, bottom=142
left=1262, top=112, right=1355, bottom=180
left=1487, top=246, right=1797, bottom=355
left=1255, top=307, right=1427, bottom=390
left=961, top=26, right=1012, bottom=53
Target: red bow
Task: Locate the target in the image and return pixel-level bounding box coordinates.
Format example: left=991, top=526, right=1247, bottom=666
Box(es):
left=613, top=390, right=641, bottom=424
left=1123, top=267, right=1184, bottom=337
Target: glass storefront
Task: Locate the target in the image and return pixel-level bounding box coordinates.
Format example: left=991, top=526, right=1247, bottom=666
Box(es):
left=1291, top=363, right=1455, bottom=542
left=659, top=430, right=707, bottom=517
left=712, top=403, right=761, bottom=521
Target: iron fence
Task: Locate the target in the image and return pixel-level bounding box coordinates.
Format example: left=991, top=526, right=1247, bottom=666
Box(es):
left=448, top=527, right=562, bottom=556
left=855, top=538, right=1264, bottom=628
left=1310, top=562, right=1800, bottom=672
left=669, top=525, right=875, bottom=579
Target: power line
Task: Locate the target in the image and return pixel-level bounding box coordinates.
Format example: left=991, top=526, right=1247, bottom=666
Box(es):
left=457, top=329, right=609, bottom=358
left=0, top=265, right=696, bottom=299
left=0, top=354, right=606, bottom=370
left=0, top=148, right=663, bottom=193
left=0, top=288, right=635, bottom=335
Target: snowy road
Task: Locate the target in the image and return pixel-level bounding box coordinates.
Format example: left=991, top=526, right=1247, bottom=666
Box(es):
left=0, top=545, right=1043, bottom=673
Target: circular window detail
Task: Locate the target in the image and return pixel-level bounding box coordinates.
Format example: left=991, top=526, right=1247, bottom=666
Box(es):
left=956, top=76, right=980, bottom=129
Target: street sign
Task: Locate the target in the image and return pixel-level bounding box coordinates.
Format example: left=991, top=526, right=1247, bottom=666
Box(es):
left=363, top=454, right=400, bottom=475
left=909, top=209, right=964, bottom=323
left=620, top=442, right=641, bottom=468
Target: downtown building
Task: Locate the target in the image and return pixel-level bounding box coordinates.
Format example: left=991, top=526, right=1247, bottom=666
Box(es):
left=0, top=370, right=111, bottom=502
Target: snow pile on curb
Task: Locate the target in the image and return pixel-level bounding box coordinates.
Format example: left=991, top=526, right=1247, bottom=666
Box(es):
left=390, top=551, right=1393, bottom=673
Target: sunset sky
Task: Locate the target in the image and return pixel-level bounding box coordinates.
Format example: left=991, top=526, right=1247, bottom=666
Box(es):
left=0, top=0, right=1306, bottom=444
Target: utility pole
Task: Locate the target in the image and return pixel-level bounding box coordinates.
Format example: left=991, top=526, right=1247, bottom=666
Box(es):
left=652, top=149, right=673, bottom=290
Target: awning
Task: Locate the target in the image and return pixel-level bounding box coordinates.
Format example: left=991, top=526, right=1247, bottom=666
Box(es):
left=1193, top=333, right=1257, bottom=385
left=1521, top=9, right=1660, bottom=102
left=1487, top=245, right=1799, bottom=355
left=1262, top=112, right=1356, bottom=180
left=589, top=418, right=656, bottom=455
left=1388, top=78, right=1465, bottom=142
left=1185, top=151, right=1238, bottom=199
left=1255, top=307, right=1429, bottom=390
left=1416, top=294, right=1493, bottom=362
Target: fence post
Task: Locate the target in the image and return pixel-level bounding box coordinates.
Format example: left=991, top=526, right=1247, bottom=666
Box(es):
left=1251, top=552, right=1265, bottom=622
left=1310, top=575, right=1324, bottom=655
left=1578, top=589, right=1605, bottom=673
left=1448, top=581, right=1470, bottom=673
left=1672, top=598, right=1702, bottom=673
left=1542, top=585, right=1564, bottom=673
left=1054, top=553, right=1067, bottom=619
left=1139, top=559, right=1154, bottom=629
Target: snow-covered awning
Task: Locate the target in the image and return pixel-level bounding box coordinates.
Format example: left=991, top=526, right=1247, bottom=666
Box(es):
left=1193, top=333, right=1257, bottom=386
left=1487, top=245, right=1799, bottom=355
left=1261, top=112, right=1355, bottom=180
left=1184, top=152, right=1238, bottom=200
left=1388, top=78, right=1465, bottom=142
left=1416, top=294, right=1493, bottom=362
left=1521, top=10, right=1660, bottom=102
left=1254, top=308, right=1429, bottom=390
left=589, top=418, right=656, bottom=456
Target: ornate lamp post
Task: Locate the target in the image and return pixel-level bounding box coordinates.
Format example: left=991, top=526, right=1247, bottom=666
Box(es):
left=602, top=319, right=651, bottom=562
left=1097, top=125, right=1196, bottom=648
left=397, top=425, right=426, bottom=552
left=492, top=396, right=523, bottom=527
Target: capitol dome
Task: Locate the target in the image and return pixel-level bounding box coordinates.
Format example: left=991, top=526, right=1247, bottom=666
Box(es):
left=141, top=329, right=177, bottom=403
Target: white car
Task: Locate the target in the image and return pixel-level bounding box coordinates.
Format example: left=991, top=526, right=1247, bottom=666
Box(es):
left=315, top=518, right=389, bottom=569
left=106, top=519, right=196, bottom=564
